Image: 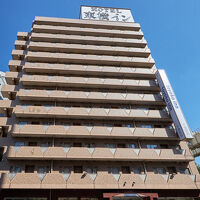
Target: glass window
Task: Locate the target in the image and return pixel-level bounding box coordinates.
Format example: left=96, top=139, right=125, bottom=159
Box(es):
left=74, top=166, right=83, bottom=173
left=167, top=167, right=177, bottom=174
left=84, top=143, right=95, bottom=148
left=25, top=165, right=35, bottom=173
left=15, top=142, right=25, bottom=147
left=108, top=167, right=119, bottom=174
left=73, top=143, right=82, bottom=147
left=117, top=143, right=126, bottom=148
left=179, top=168, right=191, bottom=175
left=40, top=142, right=51, bottom=147
left=10, top=166, right=21, bottom=173
left=160, top=144, right=169, bottom=149
left=86, top=167, right=97, bottom=174
left=127, top=144, right=136, bottom=148
left=121, top=166, right=131, bottom=174
left=59, top=167, right=70, bottom=174
left=37, top=166, right=50, bottom=174
left=105, top=144, right=116, bottom=148
left=147, top=144, right=158, bottom=149
left=154, top=167, right=166, bottom=174
left=136, top=108, right=148, bottom=110
left=132, top=167, right=142, bottom=174
left=141, top=125, right=153, bottom=128
left=28, top=142, right=37, bottom=146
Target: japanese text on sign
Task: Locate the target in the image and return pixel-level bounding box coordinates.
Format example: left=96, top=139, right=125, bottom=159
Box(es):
left=80, top=6, right=134, bottom=22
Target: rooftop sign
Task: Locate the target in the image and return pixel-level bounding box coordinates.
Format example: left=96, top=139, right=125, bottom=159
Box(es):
left=156, top=69, right=193, bottom=140
left=80, top=6, right=134, bottom=23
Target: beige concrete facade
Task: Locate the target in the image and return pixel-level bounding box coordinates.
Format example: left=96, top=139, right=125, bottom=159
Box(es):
left=0, top=16, right=199, bottom=199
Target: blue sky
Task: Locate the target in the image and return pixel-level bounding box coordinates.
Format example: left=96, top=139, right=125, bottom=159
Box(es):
left=0, top=1, right=200, bottom=139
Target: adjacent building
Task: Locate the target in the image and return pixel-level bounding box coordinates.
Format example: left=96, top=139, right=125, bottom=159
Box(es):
left=0, top=6, right=199, bottom=200
left=0, top=72, right=6, bottom=100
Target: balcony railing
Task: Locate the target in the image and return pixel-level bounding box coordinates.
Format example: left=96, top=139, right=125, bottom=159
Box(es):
left=0, top=172, right=198, bottom=189
left=25, top=50, right=154, bottom=67
left=12, top=125, right=177, bottom=139
left=32, top=24, right=143, bottom=39
left=17, top=89, right=164, bottom=105
left=20, top=74, right=159, bottom=91
left=7, top=146, right=192, bottom=161
left=16, top=41, right=151, bottom=58
left=34, top=16, right=141, bottom=31
left=13, top=105, right=171, bottom=121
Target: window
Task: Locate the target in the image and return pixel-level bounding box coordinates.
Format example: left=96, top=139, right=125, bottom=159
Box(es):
left=31, top=121, right=40, bottom=125
left=141, top=125, right=153, bottom=128
left=121, top=166, right=131, bottom=174
left=86, top=167, right=97, bottom=174
left=73, top=122, right=81, bottom=125
left=117, top=143, right=126, bottom=148
left=127, top=144, right=136, bottom=149
left=28, top=142, right=37, bottom=146
left=73, top=143, right=82, bottom=147
left=84, top=143, right=95, bottom=148
left=154, top=167, right=166, bottom=174
left=59, top=167, right=70, bottom=174
left=108, top=167, right=119, bottom=174
left=132, top=167, right=142, bottom=174
left=40, top=142, right=51, bottom=147
left=179, top=168, right=191, bottom=175
left=167, top=167, right=177, bottom=174
left=25, top=165, right=35, bottom=173
left=10, top=166, right=21, bottom=173
left=154, top=125, right=162, bottom=128
left=15, top=142, right=25, bottom=147
left=136, top=108, right=148, bottom=110
left=147, top=144, right=158, bottom=149
left=172, top=145, right=182, bottom=154
left=122, top=124, right=132, bottom=128
left=160, top=144, right=169, bottom=149
left=74, top=166, right=83, bottom=173
left=105, top=144, right=116, bottom=149
left=37, top=166, right=50, bottom=174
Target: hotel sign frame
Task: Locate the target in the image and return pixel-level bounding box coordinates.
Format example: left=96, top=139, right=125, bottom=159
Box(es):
left=155, top=69, right=193, bottom=140
left=80, top=6, right=134, bottom=23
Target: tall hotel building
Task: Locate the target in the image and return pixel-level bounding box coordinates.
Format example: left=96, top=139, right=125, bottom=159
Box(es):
left=0, top=6, right=199, bottom=200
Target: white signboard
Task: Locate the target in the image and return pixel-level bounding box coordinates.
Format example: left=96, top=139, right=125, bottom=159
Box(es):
left=80, top=6, right=134, bottom=23
left=155, top=69, right=193, bottom=140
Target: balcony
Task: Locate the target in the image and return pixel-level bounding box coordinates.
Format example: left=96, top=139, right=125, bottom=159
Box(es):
left=12, top=50, right=25, bottom=60
left=30, top=32, right=147, bottom=49
left=34, top=16, right=141, bottom=31
left=0, top=172, right=198, bottom=189
left=7, top=146, right=191, bottom=161
left=1, top=85, right=18, bottom=99
left=0, top=100, right=13, bottom=117
left=21, top=75, right=159, bottom=91
left=8, top=60, right=24, bottom=72
left=12, top=124, right=177, bottom=139
left=0, top=117, right=10, bottom=137
left=17, top=32, right=29, bottom=41
left=32, top=24, right=143, bottom=39
left=26, top=50, right=154, bottom=68
left=17, top=89, right=164, bottom=105
left=26, top=41, right=150, bottom=58
left=23, top=62, right=156, bottom=79
left=5, top=71, right=20, bottom=85
left=13, top=105, right=171, bottom=121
